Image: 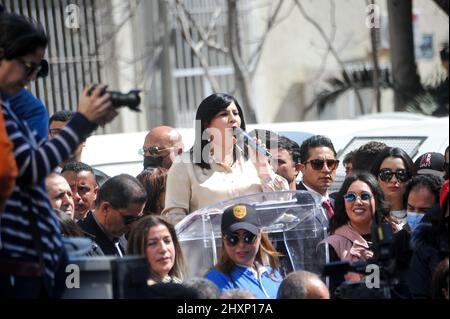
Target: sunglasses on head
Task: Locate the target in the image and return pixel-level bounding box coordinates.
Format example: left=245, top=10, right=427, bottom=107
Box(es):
left=378, top=168, right=410, bottom=183
left=343, top=191, right=372, bottom=203
left=305, top=159, right=339, bottom=171
left=224, top=231, right=257, bottom=247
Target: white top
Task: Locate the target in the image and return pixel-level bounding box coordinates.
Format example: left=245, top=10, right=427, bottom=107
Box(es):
left=162, top=151, right=289, bottom=224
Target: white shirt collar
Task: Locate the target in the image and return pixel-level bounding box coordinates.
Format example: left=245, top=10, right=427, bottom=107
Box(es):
left=302, top=182, right=329, bottom=205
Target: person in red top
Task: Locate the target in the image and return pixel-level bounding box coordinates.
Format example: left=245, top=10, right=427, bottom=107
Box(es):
left=0, top=106, right=17, bottom=210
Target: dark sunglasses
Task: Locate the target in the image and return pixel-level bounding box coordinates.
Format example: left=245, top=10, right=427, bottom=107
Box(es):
left=224, top=232, right=257, bottom=247
left=122, top=214, right=142, bottom=226
left=344, top=192, right=372, bottom=203
left=16, top=58, right=49, bottom=78
left=378, top=168, right=410, bottom=183
left=305, top=159, right=339, bottom=171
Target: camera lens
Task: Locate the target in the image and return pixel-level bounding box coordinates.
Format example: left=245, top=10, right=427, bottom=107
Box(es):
left=108, top=90, right=141, bottom=111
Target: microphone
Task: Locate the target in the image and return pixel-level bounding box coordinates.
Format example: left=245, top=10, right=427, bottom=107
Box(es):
left=234, top=127, right=272, bottom=159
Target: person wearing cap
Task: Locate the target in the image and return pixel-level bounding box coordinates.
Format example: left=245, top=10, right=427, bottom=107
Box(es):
left=204, top=203, right=283, bottom=299
left=414, top=152, right=446, bottom=179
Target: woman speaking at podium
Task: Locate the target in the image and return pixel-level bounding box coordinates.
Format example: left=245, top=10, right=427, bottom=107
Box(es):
left=162, top=93, right=288, bottom=225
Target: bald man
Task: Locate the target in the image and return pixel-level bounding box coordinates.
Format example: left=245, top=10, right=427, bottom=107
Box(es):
left=45, top=173, right=75, bottom=220
left=277, top=271, right=330, bottom=299
left=142, top=126, right=184, bottom=170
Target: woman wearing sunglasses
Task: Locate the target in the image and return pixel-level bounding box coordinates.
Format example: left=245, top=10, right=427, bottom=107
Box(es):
left=204, top=204, right=283, bottom=299
left=0, top=13, right=118, bottom=298
left=370, top=147, right=416, bottom=229
left=321, top=172, right=390, bottom=292
left=127, top=215, right=186, bottom=285
left=163, top=93, right=288, bottom=225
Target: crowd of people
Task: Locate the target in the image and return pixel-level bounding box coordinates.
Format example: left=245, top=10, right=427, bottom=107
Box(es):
left=0, top=7, right=449, bottom=300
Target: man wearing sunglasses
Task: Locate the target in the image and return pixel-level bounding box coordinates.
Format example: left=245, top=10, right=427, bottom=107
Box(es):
left=141, top=126, right=184, bottom=170
left=77, top=174, right=146, bottom=257
left=297, top=135, right=339, bottom=222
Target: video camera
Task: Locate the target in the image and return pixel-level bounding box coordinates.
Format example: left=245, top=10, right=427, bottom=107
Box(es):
left=88, top=85, right=142, bottom=112
left=322, top=217, right=398, bottom=299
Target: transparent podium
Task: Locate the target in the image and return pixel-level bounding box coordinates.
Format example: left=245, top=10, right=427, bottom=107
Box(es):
left=175, top=191, right=329, bottom=279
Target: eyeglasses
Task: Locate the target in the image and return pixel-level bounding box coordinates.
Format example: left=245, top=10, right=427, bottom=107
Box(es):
left=344, top=192, right=372, bottom=203
left=16, top=58, right=48, bottom=78
left=378, top=168, right=410, bottom=183
left=121, top=214, right=142, bottom=226
left=304, top=159, right=339, bottom=171
left=138, top=146, right=173, bottom=157
left=224, top=232, right=257, bottom=247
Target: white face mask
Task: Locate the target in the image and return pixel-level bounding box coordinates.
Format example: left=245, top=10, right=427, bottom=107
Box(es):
left=406, top=212, right=424, bottom=232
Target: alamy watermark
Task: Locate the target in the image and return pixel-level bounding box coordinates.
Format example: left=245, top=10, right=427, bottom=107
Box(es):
left=65, top=4, right=80, bottom=29
left=365, top=4, right=381, bottom=29
left=65, top=264, right=80, bottom=289
left=365, top=264, right=380, bottom=289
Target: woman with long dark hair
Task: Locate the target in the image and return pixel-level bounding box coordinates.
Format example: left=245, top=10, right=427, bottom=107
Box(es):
left=127, top=215, right=186, bottom=285
left=370, top=147, right=416, bottom=228
left=163, top=93, right=288, bottom=224
left=321, top=172, right=390, bottom=291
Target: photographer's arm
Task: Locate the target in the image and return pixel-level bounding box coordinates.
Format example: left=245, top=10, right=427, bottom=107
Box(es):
left=4, top=85, right=118, bottom=185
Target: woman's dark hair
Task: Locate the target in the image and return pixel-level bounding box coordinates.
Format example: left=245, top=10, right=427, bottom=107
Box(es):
left=403, top=174, right=443, bottom=209
left=136, top=167, right=168, bottom=215
left=370, top=147, right=416, bottom=180
left=0, top=12, right=48, bottom=59
left=191, top=93, right=246, bottom=169
left=432, top=257, right=449, bottom=299
left=329, top=172, right=390, bottom=234
left=126, top=215, right=186, bottom=281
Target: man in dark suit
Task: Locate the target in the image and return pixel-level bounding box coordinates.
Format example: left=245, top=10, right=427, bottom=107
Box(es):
left=78, top=174, right=147, bottom=257
left=297, top=135, right=339, bottom=224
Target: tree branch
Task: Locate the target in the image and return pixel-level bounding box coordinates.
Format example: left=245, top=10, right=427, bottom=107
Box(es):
left=248, top=0, right=285, bottom=79
left=174, top=0, right=228, bottom=54
left=294, top=0, right=365, bottom=114
left=311, top=0, right=336, bottom=83
left=173, top=0, right=221, bottom=91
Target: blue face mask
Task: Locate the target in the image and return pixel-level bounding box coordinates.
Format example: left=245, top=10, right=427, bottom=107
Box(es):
left=406, top=212, right=424, bottom=232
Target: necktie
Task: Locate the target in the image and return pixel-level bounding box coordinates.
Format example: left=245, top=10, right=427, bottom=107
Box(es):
left=322, top=200, right=334, bottom=219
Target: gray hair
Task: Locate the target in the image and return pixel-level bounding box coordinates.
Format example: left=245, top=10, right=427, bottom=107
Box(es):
left=183, top=277, right=220, bottom=299
left=220, top=288, right=256, bottom=299
left=277, top=271, right=326, bottom=299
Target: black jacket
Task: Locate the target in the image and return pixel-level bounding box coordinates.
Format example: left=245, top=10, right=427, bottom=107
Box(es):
left=77, top=212, right=126, bottom=257
left=407, top=223, right=449, bottom=298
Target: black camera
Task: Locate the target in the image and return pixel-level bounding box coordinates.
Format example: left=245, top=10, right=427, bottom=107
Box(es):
left=322, top=219, right=398, bottom=299
left=88, top=85, right=141, bottom=112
